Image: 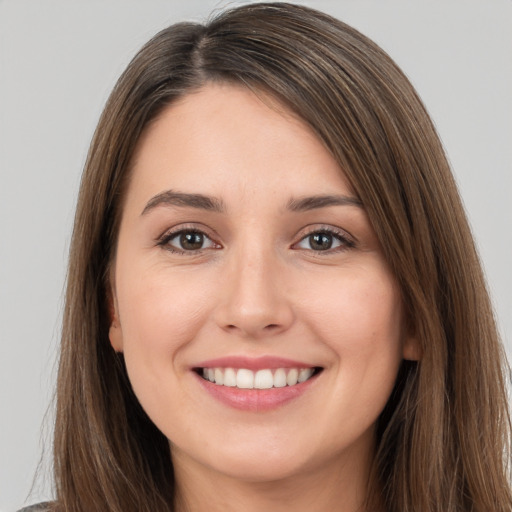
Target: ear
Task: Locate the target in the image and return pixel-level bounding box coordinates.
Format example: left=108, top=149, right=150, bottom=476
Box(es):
left=107, top=285, right=124, bottom=353
left=402, top=335, right=422, bottom=361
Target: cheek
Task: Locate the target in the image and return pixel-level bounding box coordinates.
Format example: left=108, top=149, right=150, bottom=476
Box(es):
left=301, top=267, right=404, bottom=351
left=299, top=267, right=404, bottom=409
left=114, top=269, right=220, bottom=431
left=114, top=266, right=217, bottom=403
left=117, top=266, right=212, bottom=349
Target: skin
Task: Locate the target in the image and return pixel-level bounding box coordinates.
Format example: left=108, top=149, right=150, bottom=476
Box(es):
left=109, top=83, right=419, bottom=512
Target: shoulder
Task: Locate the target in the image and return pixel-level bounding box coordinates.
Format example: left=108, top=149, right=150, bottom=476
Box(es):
left=17, top=503, right=53, bottom=512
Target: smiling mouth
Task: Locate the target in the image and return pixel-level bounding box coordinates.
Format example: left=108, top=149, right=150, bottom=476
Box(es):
left=195, top=367, right=323, bottom=389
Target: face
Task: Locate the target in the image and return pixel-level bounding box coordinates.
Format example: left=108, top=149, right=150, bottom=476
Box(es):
left=109, top=83, right=418, bottom=485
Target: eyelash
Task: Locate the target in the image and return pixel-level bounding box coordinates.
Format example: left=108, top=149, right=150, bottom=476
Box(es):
left=156, top=225, right=356, bottom=255
left=293, top=226, right=356, bottom=254
left=157, top=226, right=220, bottom=255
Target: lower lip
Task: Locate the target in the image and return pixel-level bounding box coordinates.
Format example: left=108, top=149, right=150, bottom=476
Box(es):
left=194, top=371, right=319, bottom=411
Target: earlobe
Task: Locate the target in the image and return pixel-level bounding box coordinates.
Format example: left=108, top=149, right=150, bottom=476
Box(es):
left=402, top=336, right=422, bottom=361
left=109, top=318, right=124, bottom=353
left=107, top=288, right=124, bottom=353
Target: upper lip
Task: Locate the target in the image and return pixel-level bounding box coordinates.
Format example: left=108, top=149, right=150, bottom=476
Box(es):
left=193, top=355, right=318, bottom=371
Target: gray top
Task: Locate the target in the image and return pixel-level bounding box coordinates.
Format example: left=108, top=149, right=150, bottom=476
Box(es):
left=17, top=503, right=51, bottom=512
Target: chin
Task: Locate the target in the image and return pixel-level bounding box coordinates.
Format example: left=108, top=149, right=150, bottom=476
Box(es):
left=172, top=434, right=315, bottom=484
left=209, top=455, right=309, bottom=483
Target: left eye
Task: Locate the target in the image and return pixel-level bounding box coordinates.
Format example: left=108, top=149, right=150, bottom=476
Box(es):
left=295, top=231, right=349, bottom=251
left=161, top=230, right=217, bottom=252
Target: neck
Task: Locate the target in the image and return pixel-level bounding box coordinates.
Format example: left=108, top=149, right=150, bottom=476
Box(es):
left=171, top=441, right=379, bottom=512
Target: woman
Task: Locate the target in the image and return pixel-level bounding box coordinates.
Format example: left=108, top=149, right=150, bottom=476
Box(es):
left=22, top=2, right=512, bottom=511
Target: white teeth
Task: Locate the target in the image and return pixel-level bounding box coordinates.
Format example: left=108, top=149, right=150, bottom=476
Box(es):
left=254, top=369, right=273, bottom=389
left=236, top=369, right=254, bottom=389
left=214, top=368, right=224, bottom=385
left=298, top=368, right=314, bottom=383
left=224, top=368, right=237, bottom=387
left=201, top=366, right=317, bottom=389
left=286, top=368, right=299, bottom=386
left=273, top=368, right=287, bottom=388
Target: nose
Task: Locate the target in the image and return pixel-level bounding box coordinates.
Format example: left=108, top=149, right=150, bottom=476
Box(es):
left=213, top=246, right=294, bottom=340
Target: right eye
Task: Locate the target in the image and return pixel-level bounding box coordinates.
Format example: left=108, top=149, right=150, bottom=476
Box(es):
left=159, top=229, right=219, bottom=254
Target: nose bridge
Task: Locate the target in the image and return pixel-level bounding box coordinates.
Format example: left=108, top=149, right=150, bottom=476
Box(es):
left=215, top=233, right=293, bottom=338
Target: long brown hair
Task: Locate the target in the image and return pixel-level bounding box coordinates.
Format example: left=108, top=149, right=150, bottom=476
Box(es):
left=53, top=3, right=512, bottom=511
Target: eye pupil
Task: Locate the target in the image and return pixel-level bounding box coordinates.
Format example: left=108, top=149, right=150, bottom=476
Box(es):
left=310, top=233, right=332, bottom=250
left=180, top=232, right=204, bottom=250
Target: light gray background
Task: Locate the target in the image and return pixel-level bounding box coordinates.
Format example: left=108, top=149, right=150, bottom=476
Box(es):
left=1, top=0, right=511, bottom=510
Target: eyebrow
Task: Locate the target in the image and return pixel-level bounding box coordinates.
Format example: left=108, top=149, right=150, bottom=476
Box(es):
left=286, top=194, right=363, bottom=211
left=141, top=190, right=225, bottom=215
left=141, top=190, right=363, bottom=216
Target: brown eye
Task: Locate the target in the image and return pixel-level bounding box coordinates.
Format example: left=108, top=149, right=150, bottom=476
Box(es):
left=180, top=232, right=204, bottom=250
left=309, top=233, right=333, bottom=251
left=160, top=230, right=218, bottom=253
left=295, top=229, right=354, bottom=253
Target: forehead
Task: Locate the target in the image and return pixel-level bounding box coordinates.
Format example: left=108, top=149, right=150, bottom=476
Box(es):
left=127, top=83, right=354, bottom=208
